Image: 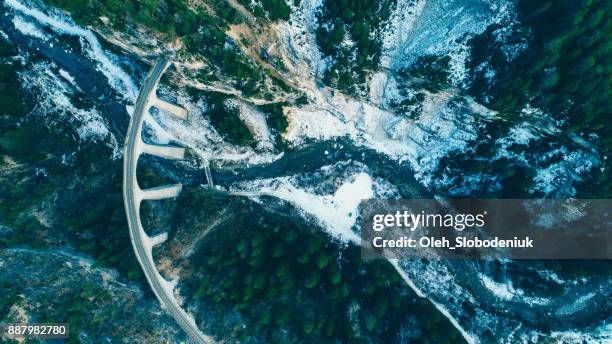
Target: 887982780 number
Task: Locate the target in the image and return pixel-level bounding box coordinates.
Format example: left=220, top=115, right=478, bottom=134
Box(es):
left=1, top=323, right=69, bottom=339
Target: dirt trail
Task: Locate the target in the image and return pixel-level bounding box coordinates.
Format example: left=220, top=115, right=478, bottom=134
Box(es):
left=223, top=0, right=256, bottom=22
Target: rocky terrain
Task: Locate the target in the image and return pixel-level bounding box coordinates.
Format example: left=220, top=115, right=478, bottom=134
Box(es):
left=0, top=249, right=188, bottom=343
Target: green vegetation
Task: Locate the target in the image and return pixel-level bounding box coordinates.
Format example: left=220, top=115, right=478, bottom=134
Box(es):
left=467, top=0, right=611, bottom=195
left=0, top=250, right=174, bottom=344
left=60, top=164, right=144, bottom=281
left=259, top=101, right=289, bottom=146
left=137, top=164, right=176, bottom=189
left=177, top=192, right=462, bottom=343
left=238, top=0, right=291, bottom=21
left=45, top=0, right=220, bottom=34
left=384, top=54, right=451, bottom=119
left=403, top=55, right=451, bottom=92
left=195, top=90, right=254, bottom=146
left=38, top=282, right=116, bottom=344
left=315, top=0, right=396, bottom=94
left=181, top=11, right=265, bottom=96
left=0, top=37, right=142, bottom=283
left=260, top=102, right=288, bottom=134
left=0, top=282, right=18, bottom=319
left=44, top=0, right=265, bottom=97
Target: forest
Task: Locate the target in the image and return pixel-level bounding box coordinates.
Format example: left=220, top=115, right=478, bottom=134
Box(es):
left=188, top=89, right=255, bottom=146
left=0, top=36, right=144, bottom=282
left=467, top=0, right=611, bottom=196
left=315, top=0, right=396, bottom=94
left=237, top=0, right=291, bottom=21
left=0, top=33, right=163, bottom=339
left=2, top=0, right=610, bottom=342
left=173, top=190, right=462, bottom=343
left=44, top=0, right=266, bottom=97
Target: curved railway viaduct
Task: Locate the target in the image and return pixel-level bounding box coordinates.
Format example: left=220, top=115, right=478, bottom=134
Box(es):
left=123, top=57, right=213, bottom=344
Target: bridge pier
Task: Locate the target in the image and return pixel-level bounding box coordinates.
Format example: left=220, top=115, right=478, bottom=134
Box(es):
left=151, top=95, right=188, bottom=119
left=123, top=57, right=214, bottom=344
left=138, top=184, right=182, bottom=201
left=142, top=142, right=186, bottom=160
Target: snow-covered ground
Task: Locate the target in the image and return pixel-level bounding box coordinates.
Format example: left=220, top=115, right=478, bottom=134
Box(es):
left=282, top=89, right=483, bottom=189
left=5, top=0, right=138, bottom=98
left=274, top=0, right=597, bottom=198
left=11, top=14, right=48, bottom=40
left=228, top=99, right=275, bottom=150
left=382, top=0, right=513, bottom=84
left=5, top=0, right=608, bottom=343
left=7, top=0, right=287, bottom=167
left=6, top=0, right=171, bottom=146
left=235, top=172, right=372, bottom=242
left=231, top=162, right=400, bottom=242
left=276, top=0, right=329, bottom=80
left=18, top=61, right=122, bottom=158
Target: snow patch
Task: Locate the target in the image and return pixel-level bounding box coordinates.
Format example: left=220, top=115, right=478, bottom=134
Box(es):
left=6, top=0, right=138, bottom=99
left=532, top=268, right=565, bottom=285
left=283, top=91, right=481, bottom=188
left=550, top=323, right=612, bottom=344
left=19, top=62, right=121, bottom=158
left=368, top=72, right=403, bottom=109
left=231, top=162, right=399, bottom=242
left=382, top=0, right=512, bottom=84
left=479, top=273, right=551, bottom=306
left=554, top=292, right=596, bottom=317
left=150, top=88, right=283, bottom=167
left=276, top=0, right=330, bottom=79
left=6, top=0, right=178, bottom=144
left=12, top=15, right=48, bottom=40
left=494, top=122, right=537, bottom=163
left=480, top=274, right=516, bottom=301
left=235, top=172, right=375, bottom=242
left=530, top=147, right=595, bottom=196
left=228, top=99, right=275, bottom=150
left=58, top=68, right=77, bottom=86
